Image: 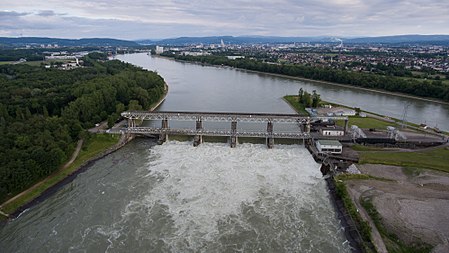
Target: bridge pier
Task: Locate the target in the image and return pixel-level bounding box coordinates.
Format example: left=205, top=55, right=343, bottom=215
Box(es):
left=344, top=119, right=349, bottom=134
left=230, top=121, right=237, bottom=148
left=305, top=118, right=311, bottom=134
left=158, top=118, right=169, bottom=145
left=128, top=118, right=135, bottom=128
left=267, top=121, right=274, bottom=149
left=194, top=119, right=203, bottom=147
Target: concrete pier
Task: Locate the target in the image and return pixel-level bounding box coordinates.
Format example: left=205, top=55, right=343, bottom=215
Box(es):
left=194, top=119, right=203, bottom=147
left=267, top=121, right=274, bottom=149
left=231, top=121, right=237, bottom=148
left=158, top=118, right=169, bottom=145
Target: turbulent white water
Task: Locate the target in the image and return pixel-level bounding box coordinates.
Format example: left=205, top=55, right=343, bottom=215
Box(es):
left=121, top=141, right=350, bottom=252
left=0, top=140, right=351, bottom=252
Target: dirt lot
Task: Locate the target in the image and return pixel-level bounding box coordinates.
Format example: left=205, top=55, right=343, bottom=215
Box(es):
left=346, top=164, right=449, bottom=253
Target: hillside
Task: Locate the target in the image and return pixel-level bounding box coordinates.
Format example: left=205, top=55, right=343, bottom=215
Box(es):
left=0, top=37, right=139, bottom=47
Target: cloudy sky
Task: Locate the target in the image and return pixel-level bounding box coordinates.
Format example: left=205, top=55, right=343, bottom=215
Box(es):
left=1, top=0, right=449, bottom=40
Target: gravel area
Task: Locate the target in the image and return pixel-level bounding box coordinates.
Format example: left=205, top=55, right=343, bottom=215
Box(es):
left=347, top=164, right=449, bottom=252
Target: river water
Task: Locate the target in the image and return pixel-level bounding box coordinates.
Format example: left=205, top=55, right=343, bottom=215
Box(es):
left=0, top=140, right=349, bottom=252
left=120, top=53, right=449, bottom=131
left=2, top=53, right=447, bottom=252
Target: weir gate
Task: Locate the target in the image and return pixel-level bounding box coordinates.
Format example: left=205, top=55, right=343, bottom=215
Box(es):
left=121, top=111, right=348, bottom=148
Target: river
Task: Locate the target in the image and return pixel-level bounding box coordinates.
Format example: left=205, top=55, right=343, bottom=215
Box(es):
left=2, top=53, right=446, bottom=253
left=121, top=53, right=449, bottom=131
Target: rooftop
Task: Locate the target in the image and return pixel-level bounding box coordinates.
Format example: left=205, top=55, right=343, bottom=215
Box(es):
left=316, top=139, right=342, bottom=146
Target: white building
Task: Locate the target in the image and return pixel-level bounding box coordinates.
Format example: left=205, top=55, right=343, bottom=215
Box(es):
left=320, top=127, right=345, bottom=136
left=227, top=56, right=245, bottom=60
left=155, top=46, right=164, bottom=54
left=316, top=140, right=343, bottom=154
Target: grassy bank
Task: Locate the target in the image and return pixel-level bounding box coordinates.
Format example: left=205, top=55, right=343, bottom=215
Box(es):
left=333, top=175, right=376, bottom=252
left=360, top=147, right=449, bottom=173
left=0, top=134, right=120, bottom=215
left=336, top=116, right=398, bottom=130
left=283, top=95, right=309, bottom=115
left=283, top=95, right=400, bottom=130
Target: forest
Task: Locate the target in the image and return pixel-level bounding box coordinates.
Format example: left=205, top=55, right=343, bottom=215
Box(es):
left=0, top=54, right=165, bottom=202
left=168, top=54, right=449, bottom=102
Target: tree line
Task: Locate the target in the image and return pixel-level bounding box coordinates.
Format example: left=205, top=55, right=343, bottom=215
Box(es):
left=0, top=54, right=165, bottom=202
left=168, top=54, right=449, bottom=102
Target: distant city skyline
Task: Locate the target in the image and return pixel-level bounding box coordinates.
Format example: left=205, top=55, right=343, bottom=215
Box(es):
left=1, top=0, right=449, bottom=40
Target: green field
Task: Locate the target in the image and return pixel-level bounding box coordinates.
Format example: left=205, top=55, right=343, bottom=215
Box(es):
left=360, top=147, right=449, bottom=172
left=283, top=95, right=309, bottom=116
left=1, top=134, right=120, bottom=214
left=337, top=116, right=398, bottom=130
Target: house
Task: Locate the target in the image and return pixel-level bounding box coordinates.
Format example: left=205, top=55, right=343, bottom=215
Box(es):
left=316, top=140, right=343, bottom=154
left=320, top=126, right=345, bottom=136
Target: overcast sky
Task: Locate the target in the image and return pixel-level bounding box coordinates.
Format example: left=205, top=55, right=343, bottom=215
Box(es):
left=1, top=0, right=449, bottom=40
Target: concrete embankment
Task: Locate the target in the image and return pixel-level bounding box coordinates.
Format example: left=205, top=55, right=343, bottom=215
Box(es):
left=149, top=82, right=169, bottom=111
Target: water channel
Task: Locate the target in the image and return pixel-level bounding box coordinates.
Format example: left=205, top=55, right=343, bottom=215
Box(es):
left=1, top=53, right=448, bottom=252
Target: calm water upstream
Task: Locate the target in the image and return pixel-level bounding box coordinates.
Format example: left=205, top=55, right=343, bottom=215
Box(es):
left=3, top=52, right=446, bottom=252
left=120, top=53, right=449, bottom=131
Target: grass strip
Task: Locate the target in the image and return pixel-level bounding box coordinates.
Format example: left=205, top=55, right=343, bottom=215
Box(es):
left=283, top=95, right=309, bottom=116
left=360, top=147, right=449, bottom=173
left=334, top=175, right=376, bottom=252
left=337, top=116, right=398, bottom=130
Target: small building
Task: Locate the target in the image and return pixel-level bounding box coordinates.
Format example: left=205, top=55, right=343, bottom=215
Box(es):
left=227, top=56, right=245, bottom=60
left=320, top=126, right=345, bottom=136
left=335, top=109, right=356, bottom=116
left=316, top=140, right=343, bottom=154
left=155, top=46, right=164, bottom=54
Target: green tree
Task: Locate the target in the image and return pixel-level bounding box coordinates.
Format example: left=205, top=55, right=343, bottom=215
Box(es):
left=311, top=90, right=321, bottom=108
left=128, top=100, right=142, bottom=110
left=298, top=88, right=304, bottom=103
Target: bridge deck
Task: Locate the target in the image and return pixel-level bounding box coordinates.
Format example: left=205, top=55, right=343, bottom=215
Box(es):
left=121, top=111, right=347, bottom=123
left=126, top=127, right=310, bottom=138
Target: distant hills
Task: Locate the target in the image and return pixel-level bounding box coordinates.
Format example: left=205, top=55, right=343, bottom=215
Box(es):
left=138, top=35, right=449, bottom=46
left=2, top=35, right=449, bottom=48
left=345, top=35, right=449, bottom=44
left=0, top=37, right=139, bottom=47
left=137, top=36, right=333, bottom=45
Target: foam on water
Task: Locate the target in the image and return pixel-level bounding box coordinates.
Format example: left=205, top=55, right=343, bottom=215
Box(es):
left=0, top=140, right=350, bottom=252
left=122, top=141, right=350, bottom=252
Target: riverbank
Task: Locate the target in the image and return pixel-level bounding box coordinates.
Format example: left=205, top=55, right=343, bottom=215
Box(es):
left=149, top=82, right=169, bottom=111
left=283, top=94, right=449, bottom=252
left=160, top=55, right=449, bottom=106
left=0, top=78, right=170, bottom=219
left=0, top=134, right=129, bottom=219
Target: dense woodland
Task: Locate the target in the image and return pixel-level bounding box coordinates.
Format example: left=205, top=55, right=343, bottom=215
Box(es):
left=0, top=54, right=165, bottom=202
left=169, top=54, right=449, bottom=102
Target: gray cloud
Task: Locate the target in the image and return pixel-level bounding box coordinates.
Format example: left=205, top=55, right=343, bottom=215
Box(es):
left=0, top=10, right=29, bottom=17
left=37, top=10, right=57, bottom=17
left=0, top=0, right=448, bottom=39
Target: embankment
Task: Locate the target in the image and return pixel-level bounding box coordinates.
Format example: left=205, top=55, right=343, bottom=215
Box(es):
left=7, top=134, right=135, bottom=219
